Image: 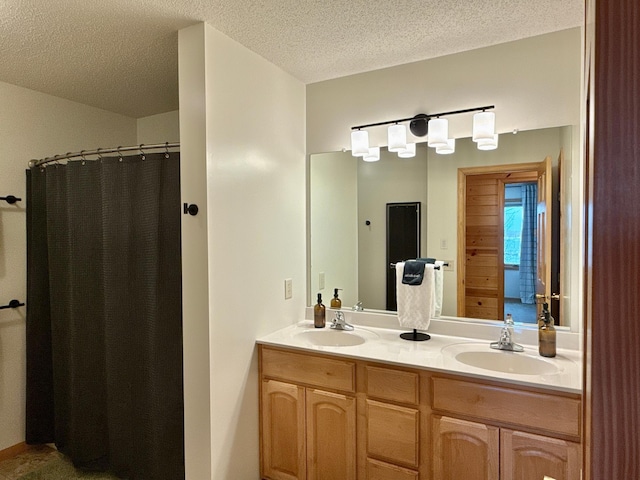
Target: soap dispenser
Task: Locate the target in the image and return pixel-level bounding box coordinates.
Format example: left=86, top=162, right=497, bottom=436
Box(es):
left=330, top=288, right=342, bottom=309
left=538, top=302, right=556, bottom=358
left=314, top=293, right=326, bottom=328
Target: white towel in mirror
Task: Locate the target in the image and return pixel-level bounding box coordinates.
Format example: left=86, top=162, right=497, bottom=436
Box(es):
left=396, top=261, right=436, bottom=331
left=434, top=260, right=444, bottom=317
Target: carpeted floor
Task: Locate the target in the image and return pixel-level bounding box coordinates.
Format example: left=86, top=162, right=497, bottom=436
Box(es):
left=0, top=445, right=119, bottom=480
left=504, top=298, right=538, bottom=323
left=18, top=455, right=120, bottom=480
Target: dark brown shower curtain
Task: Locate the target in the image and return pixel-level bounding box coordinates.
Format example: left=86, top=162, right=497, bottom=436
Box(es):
left=25, top=152, right=184, bottom=479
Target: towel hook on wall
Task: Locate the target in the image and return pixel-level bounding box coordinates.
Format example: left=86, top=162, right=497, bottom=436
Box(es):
left=1, top=195, right=21, bottom=205
left=183, top=203, right=199, bottom=216
left=0, top=299, right=25, bottom=310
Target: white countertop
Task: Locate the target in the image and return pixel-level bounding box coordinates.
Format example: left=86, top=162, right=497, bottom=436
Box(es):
left=257, top=320, right=583, bottom=394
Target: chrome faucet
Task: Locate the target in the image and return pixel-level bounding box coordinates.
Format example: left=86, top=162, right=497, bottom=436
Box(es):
left=352, top=301, right=364, bottom=312
left=490, top=313, right=524, bottom=352
left=331, top=311, right=354, bottom=331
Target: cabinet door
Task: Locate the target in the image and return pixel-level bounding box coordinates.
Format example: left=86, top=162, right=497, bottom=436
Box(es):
left=501, top=429, right=581, bottom=480
left=367, top=399, right=419, bottom=468
left=432, top=416, right=499, bottom=480
left=261, top=380, right=306, bottom=480
left=306, top=389, right=356, bottom=480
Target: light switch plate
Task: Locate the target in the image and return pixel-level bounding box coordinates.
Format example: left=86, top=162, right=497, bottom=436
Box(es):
left=319, top=272, right=325, bottom=290
left=284, top=278, right=293, bottom=299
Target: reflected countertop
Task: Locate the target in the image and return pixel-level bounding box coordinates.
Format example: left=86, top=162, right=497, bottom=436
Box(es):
left=256, top=320, right=583, bottom=394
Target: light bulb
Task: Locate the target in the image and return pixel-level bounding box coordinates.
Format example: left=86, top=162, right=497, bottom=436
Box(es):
left=472, top=111, right=496, bottom=142
left=477, top=134, right=499, bottom=150
left=387, top=124, right=407, bottom=152
left=351, top=130, right=369, bottom=156
left=436, top=138, right=456, bottom=155
left=398, top=143, right=416, bottom=158
left=427, top=118, right=448, bottom=148
left=362, top=146, right=380, bottom=162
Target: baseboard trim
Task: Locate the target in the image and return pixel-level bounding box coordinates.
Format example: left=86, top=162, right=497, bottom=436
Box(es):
left=0, top=442, right=29, bottom=462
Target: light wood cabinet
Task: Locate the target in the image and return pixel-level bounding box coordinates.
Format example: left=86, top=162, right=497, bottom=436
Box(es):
left=306, top=389, right=356, bottom=480
left=366, top=399, right=419, bottom=468
left=261, top=380, right=306, bottom=480
left=259, top=345, right=581, bottom=480
left=501, top=429, right=581, bottom=480
left=432, top=416, right=500, bottom=480
left=431, top=376, right=581, bottom=480
left=260, top=347, right=356, bottom=480
left=432, top=416, right=582, bottom=480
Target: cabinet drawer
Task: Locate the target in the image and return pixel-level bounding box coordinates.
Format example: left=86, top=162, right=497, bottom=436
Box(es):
left=366, top=458, right=419, bottom=480
left=261, top=347, right=355, bottom=393
left=431, top=377, right=581, bottom=438
left=366, top=366, right=419, bottom=405
left=367, top=400, right=419, bottom=468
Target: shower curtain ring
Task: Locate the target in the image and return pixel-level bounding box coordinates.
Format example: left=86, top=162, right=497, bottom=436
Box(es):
left=139, top=144, right=146, bottom=160
left=96, top=147, right=103, bottom=160
left=165, top=142, right=170, bottom=158
left=117, top=146, right=123, bottom=162
left=80, top=150, right=86, bottom=164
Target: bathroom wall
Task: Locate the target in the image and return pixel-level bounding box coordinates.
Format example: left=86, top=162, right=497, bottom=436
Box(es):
left=137, top=110, right=180, bottom=144
left=179, top=23, right=306, bottom=479
left=0, top=80, right=137, bottom=452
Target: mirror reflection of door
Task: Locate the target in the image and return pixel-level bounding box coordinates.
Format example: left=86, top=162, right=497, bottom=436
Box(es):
left=504, top=182, right=539, bottom=323
left=535, top=156, right=553, bottom=320
left=458, top=160, right=552, bottom=323
left=386, top=202, right=421, bottom=310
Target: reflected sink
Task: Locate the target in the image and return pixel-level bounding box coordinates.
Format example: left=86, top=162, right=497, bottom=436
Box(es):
left=294, top=328, right=377, bottom=347
left=443, top=343, right=559, bottom=375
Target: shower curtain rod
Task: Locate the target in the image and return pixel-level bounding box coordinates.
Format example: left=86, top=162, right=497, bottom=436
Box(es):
left=29, top=142, right=180, bottom=168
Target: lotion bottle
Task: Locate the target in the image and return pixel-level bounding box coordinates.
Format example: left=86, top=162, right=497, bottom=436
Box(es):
left=314, top=293, right=326, bottom=328
left=330, top=288, right=342, bottom=309
left=538, top=302, right=556, bottom=357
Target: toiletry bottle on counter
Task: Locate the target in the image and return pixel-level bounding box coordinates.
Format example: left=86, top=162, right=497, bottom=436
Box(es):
left=314, top=293, right=326, bottom=328
left=330, top=288, right=342, bottom=309
left=538, top=302, right=556, bottom=357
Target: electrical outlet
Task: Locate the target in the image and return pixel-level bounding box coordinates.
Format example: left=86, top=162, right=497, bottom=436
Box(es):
left=319, top=272, right=325, bottom=290
left=443, top=260, right=454, bottom=271
left=284, top=278, right=293, bottom=299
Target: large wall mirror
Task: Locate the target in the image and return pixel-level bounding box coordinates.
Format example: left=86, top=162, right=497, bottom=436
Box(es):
left=309, top=125, right=582, bottom=331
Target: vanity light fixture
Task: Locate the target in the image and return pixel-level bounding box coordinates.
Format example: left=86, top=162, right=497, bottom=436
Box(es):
left=472, top=111, right=496, bottom=142
left=398, top=143, right=416, bottom=158
left=477, top=134, right=499, bottom=150
left=350, top=129, right=370, bottom=157
left=436, top=138, right=456, bottom=155
left=350, top=104, right=496, bottom=159
left=362, top=146, right=381, bottom=162
left=427, top=118, right=448, bottom=148
left=387, top=124, right=407, bottom=152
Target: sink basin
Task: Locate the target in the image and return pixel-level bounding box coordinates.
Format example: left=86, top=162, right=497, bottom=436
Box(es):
left=454, top=351, right=558, bottom=375
left=294, top=328, right=376, bottom=347
left=443, top=343, right=559, bottom=375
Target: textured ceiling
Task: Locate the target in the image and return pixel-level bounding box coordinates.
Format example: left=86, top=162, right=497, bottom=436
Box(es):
left=0, top=0, right=583, bottom=118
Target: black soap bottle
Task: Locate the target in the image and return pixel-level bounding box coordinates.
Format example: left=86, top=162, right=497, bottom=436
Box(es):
left=314, top=293, right=326, bottom=328
left=538, top=302, right=556, bottom=358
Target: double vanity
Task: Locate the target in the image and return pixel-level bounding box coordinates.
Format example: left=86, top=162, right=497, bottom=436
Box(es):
left=257, top=312, right=582, bottom=480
